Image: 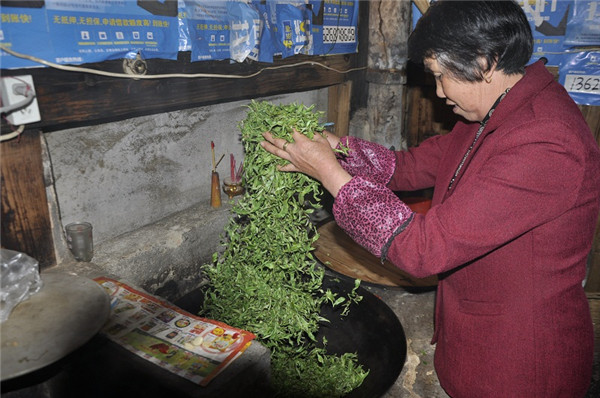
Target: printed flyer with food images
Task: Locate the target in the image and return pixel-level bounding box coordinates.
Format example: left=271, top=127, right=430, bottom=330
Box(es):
left=94, top=277, right=256, bottom=386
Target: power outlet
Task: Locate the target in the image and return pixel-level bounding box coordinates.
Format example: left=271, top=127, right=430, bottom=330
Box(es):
left=1, top=75, right=41, bottom=125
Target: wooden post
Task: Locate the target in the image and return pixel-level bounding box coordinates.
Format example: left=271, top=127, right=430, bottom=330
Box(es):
left=328, top=81, right=353, bottom=137
left=1, top=130, right=56, bottom=269
left=351, top=0, right=412, bottom=150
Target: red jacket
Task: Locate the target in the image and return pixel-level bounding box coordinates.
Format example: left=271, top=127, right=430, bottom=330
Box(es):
left=389, top=60, right=600, bottom=397
left=334, top=60, right=600, bottom=397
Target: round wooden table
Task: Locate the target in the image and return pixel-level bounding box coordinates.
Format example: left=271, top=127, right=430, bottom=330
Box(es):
left=1, top=272, right=110, bottom=381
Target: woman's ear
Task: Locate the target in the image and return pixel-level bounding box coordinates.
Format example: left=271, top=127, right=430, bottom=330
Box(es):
left=482, top=59, right=498, bottom=84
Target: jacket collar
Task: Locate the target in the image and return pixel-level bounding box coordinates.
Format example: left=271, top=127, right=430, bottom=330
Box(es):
left=483, top=60, right=555, bottom=133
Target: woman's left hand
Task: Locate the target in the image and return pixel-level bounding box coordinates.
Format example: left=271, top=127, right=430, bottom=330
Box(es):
left=261, top=129, right=351, bottom=197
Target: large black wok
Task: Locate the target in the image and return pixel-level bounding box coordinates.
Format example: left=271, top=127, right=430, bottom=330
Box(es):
left=176, top=273, right=407, bottom=398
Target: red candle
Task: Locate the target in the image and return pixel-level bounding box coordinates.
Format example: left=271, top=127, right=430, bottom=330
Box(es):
left=230, top=154, right=235, bottom=181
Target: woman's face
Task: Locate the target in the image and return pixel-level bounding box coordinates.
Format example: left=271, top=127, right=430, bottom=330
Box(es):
left=424, top=57, right=488, bottom=122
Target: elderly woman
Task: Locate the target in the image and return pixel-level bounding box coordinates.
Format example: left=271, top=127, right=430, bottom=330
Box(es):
left=261, top=1, right=600, bottom=397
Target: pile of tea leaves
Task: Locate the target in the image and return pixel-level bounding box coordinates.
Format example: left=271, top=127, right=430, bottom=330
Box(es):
left=199, top=101, right=368, bottom=397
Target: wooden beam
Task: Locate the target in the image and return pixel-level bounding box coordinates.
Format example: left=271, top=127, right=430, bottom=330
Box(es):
left=327, top=81, right=353, bottom=137
left=1, top=130, right=56, bottom=269
left=1, top=53, right=358, bottom=133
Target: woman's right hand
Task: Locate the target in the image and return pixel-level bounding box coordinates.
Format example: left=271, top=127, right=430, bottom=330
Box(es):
left=261, top=129, right=351, bottom=198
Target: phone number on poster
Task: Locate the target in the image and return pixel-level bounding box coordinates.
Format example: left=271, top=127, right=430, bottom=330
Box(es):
left=564, top=74, right=600, bottom=94
left=323, top=26, right=356, bottom=44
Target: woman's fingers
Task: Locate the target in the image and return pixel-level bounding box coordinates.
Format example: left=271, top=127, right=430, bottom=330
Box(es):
left=261, top=131, right=290, bottom=158
left=261, top=129, right=333, bottom=177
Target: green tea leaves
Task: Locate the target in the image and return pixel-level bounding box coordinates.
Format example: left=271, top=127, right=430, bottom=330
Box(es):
left=200, top=101, right=368, bottom=397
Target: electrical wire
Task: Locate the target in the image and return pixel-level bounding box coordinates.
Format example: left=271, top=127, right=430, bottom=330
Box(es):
left=0, top=124, right=24, bottom=142
left=0, top=44, right=366, bottom=80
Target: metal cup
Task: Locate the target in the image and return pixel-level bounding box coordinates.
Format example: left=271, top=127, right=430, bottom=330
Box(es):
left=65, top=222, right=93, bottom=262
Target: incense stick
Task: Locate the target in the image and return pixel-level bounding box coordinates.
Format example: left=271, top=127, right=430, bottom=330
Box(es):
left=211, top=141, right=216, bottom=172
left=236, top=160, right=243, bottom=181
left=230, top=154, right=235, bottom=181
left=215, top=153, right=225, bottom=169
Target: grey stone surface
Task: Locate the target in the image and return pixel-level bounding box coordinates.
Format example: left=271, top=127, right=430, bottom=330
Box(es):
left=363, top=284, right=449, bottom=398
left=44, top=90, right=328, bottom=246
left=91, top=200, right=233, bottom=301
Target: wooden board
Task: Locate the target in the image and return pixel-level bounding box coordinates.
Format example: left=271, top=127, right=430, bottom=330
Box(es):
left=1, top=131, right=56, bottom=269
left=328, top=81, right=353, bottom=137
left=313, top=220, right=438, bottom=288
left=0, top=53, right=358, bottom=133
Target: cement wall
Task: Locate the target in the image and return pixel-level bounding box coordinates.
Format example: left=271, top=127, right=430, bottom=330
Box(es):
left=44, top=89, right=327, bottom=298
left=46, top=90, right=327, bottom=246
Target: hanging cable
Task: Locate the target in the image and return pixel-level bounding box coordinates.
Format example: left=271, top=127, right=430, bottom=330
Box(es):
left=0, top=124, right=25, bottom=142
left=0, top=44, right=366, bottom=80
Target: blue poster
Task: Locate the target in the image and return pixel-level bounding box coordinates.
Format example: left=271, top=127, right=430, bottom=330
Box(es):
left=276, top=1, right=312, bottom=58
left=259, top=0, right=312, bottom=59
left=251, top=0, right=275, bottom=63
left=410, top=1, right=572, bottom=67
left=184, top=0, right=230, bottom=61
left=228, top=0, right=261, bottom=62
left=1, top=0, right=359, bottom=69
left=559, top=51, right=600, bottom=106
left=44, top=0, right=180, bottom=63
left=311, top=0, right=358, bottom=56
left=522, top=0, right=572, bottom=67
left=178, top=0, right=192, bottom=52
left=1, top=0, right=180, bottom=69
left=0, top=4, right=52, bottom=69
left=564, top=0, right=600, bottom=46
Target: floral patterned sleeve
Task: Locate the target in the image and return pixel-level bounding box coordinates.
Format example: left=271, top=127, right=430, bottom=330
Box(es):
left=333, top=176, right=414, bottom=261
left=336, top=136, right=396, bottom=186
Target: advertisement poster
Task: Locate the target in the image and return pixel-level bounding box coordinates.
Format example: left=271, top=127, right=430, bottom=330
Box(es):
left=559, top=51, right=600, bottom=105
left=311, top=0, right=358, bottom=56
left=522, top=0, right=572, bottom=66
left=1, top=0, right=180, bottom=69
left=183, top=0, right=231, bottom=61
left=0, top=4, right=52, bottom=69
left=564, top=0, right=600, bottom=46
left=1, top=0, right=359, bottom=69
left=94, top=277, right=256, bottom=386
left=411, top=1, right=591, bottom=68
